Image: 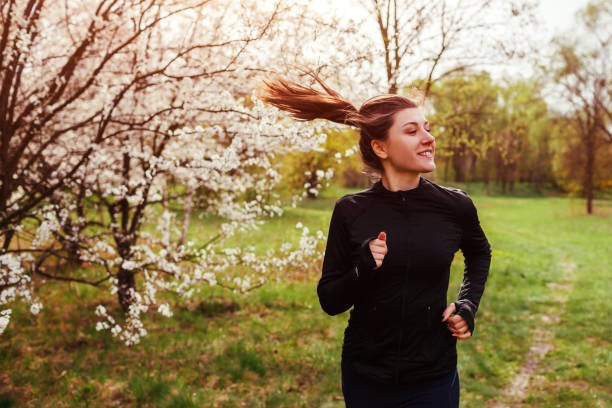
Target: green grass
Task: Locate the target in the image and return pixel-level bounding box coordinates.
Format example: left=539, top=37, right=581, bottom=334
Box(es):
left=1, top=185, right=611, bottom=407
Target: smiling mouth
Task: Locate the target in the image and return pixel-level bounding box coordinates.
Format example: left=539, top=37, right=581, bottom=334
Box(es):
left=418, top=151, right=433, bottom=158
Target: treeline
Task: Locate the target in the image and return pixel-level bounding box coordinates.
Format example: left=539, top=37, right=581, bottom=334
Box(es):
left=426, top=71, right=611, bottom=197
left=280, top=71, right=611, bottom=198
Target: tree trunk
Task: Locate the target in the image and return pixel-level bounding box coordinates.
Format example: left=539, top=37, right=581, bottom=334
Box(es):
left=584, top=127, right=596, bottom=214
left=117, top=267, right=136, bottom=312
left=180, top=184, right=195, bottom=247
left=452, top=148, right=466, bottom=183
left=482, top=152, right=490, bottom=185
left=306, top=172, right=318, bottom=199
left=444, top=156, right=450, bottom=181
left=470, top=152, right=478, bottom=182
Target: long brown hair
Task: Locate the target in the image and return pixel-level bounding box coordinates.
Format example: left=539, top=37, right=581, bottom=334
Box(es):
left=255, top=66, right=424, bottom=180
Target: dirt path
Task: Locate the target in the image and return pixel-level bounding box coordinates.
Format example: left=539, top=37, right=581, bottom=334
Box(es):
left=489, top=258, right=577, bottom=408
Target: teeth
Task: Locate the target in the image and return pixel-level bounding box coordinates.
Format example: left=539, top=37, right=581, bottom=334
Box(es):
left=419, top=151, right=433, bottom=157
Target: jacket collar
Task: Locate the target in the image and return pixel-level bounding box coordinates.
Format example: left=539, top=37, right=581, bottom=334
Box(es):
left=371, top=176, right=427, bottom=197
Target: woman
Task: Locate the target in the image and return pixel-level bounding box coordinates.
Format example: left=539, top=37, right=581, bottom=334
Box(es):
left=256, top=68, right=492, bottom=408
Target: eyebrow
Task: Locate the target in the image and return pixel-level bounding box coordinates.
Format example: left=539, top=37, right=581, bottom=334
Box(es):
left=402, top=120, right=429, bottom=127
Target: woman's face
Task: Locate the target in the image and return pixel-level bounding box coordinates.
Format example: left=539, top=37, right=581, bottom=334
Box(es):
left=372, top=107, right=436, bottom=174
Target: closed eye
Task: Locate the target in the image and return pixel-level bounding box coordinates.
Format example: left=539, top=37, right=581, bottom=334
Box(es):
left=405, top=128, right=430, bottom=134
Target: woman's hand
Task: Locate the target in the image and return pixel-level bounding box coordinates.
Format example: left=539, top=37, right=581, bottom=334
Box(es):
left=441, top=302, right=471, bottom=340
left=369, top=231, right=387, bottom=270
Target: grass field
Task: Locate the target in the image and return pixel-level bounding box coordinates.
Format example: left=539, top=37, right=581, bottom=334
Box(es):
left=1, top=182, right=611, bottom=407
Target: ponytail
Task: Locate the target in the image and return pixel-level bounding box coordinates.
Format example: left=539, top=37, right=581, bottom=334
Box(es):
left=255, top=67, right=359, bottom=127
left=255, top=66, right=424, bottom=181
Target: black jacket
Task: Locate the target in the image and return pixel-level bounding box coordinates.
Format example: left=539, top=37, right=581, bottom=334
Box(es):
left=317, top=176, right=492, bottom=384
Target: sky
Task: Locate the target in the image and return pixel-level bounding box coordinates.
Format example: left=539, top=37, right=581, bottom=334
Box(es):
left=311, top=0, right=591, bottom=81
left=307, top=0, right=593, bottom=109
left=322, top=0, right=590, bottom=37
left=536, top=0, right=588, bottom=34
left=495, top=0, right=590, bottom=80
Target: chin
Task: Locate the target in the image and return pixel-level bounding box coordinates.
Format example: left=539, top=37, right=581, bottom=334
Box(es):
left=420, top=163, right=436, bottom=173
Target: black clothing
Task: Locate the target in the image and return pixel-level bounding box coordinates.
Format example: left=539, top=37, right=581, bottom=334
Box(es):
left=341, top=359, right=460, bottom=407
left=317, top=176, right=492, bottom=385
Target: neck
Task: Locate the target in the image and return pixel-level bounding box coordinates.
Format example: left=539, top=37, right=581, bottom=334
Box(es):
left=381, top=172, right=421, bottom=192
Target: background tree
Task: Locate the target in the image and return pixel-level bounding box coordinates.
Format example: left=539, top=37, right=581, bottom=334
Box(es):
left=356, top=0, right=537, bottom=95
left=492, top=79, right=551, bottom=193
left=1, top=0, right=249, bottom=338
left=0, top=0, right=377, bottom=343
left=427, top=71, right=499, bottom=183
left=276, top=127, right=363, bottom=200
left=548, top=0, right=612, bottom=213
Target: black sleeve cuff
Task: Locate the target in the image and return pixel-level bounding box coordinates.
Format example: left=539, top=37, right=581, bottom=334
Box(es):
left=354, top=235, right=379, bottom=280
left=453, top=300, right=476, bottom=335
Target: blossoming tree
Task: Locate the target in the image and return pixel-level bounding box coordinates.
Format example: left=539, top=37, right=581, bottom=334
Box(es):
left=0, top=0, right=374, bottom=344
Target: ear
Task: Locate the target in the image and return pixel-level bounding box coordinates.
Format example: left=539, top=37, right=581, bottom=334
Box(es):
left=371, top=139, right=388, bottom=160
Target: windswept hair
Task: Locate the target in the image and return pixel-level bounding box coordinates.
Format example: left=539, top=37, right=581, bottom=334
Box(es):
left=255, top=66, right=424, bottom=180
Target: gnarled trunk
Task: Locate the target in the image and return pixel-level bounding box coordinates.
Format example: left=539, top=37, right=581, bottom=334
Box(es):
left=117, top=268, right=136, bottom=312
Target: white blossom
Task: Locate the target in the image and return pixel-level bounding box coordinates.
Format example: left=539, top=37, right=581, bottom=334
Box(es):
left=157, top=303, right=173, bottom=317
left=0, top=310, right=12, bottom=335
left=29, top=302, right=42, bottom=315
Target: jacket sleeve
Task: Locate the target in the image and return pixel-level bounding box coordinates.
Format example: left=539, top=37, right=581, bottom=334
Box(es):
left=317, top=199, right=378, bottom=316
left=453, top=192, right=492, bottom=335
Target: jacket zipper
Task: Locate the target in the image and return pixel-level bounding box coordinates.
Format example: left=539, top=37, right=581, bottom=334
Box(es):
left=395, top=193, right=408, bottom=384
left=395, top=284, right=406, bottom=384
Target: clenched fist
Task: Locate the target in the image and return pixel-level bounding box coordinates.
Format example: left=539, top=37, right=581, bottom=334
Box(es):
left=369, top=231, right=388, bottom=270
left=441, top=302, right=471, bottom=340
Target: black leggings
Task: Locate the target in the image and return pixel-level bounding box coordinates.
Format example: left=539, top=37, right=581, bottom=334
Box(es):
left=341, top=360, right=460, bottom=408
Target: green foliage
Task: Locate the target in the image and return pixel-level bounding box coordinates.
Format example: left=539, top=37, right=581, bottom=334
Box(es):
left=549, top=116, right=612, bottom=196
left=428, top=71, right=499, bottom=160
left=424, top=71, right=557, bottom=188
left=274, top=126, right=366, bottom=200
